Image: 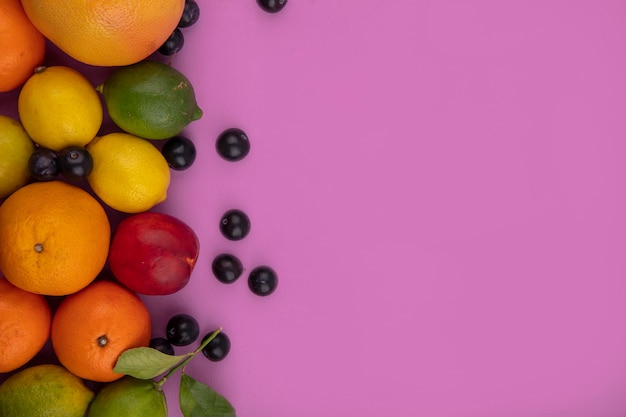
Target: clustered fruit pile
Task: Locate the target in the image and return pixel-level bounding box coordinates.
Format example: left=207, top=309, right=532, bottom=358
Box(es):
left=0, top=0, right=287, bottom=416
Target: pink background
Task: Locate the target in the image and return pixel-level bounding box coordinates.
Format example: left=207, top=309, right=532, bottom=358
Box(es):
left=2, top=0, right=626, bottom=416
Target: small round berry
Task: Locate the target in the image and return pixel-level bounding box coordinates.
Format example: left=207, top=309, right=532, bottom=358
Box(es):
left=161, top=136, right=196, bottom=170
left=29, top=148, right=60, bottom=181
left=159, top=28, right=185, bottom=56
left=166, top=314, right=200, bottom=346
left=248, top=266, right=278, bottom=296
left=201, top=331, right=231, bottom=362
left=178, top=0, right=201, bottom=27
left=219, top=209, right=251, bottom=241
left=215, top=128, right=250, bottom=162
left=59, top=146, right=93, bottom=181
left=211, top=253, right=244, bottom=284
left=257, top=0, right=288, bottom=13
left=149, top=337, right=175, bottom=355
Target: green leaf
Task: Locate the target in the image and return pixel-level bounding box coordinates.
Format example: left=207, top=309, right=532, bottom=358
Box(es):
left=114, top=347, right=191, bottom=380
left=180, top=373, right=236, bottom=417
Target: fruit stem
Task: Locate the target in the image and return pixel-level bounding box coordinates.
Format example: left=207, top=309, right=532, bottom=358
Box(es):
left=155, top=327, right=222, bottom=387
left=168, top=53, right=177, bottom=66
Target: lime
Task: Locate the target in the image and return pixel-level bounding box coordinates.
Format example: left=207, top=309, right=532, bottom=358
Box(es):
left=86, top=132, right=170, bottom=213
left=0, top=364, right=94, bottom=417
left=0, top=115, right=35, bottom=199
left=87, top=376, right=167, bottom=417
left=17, top=66, right=103, bottom=151
left=97, top=60, right=202, bottom=140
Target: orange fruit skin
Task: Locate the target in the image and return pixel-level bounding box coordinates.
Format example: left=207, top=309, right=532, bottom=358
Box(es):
left=0, top=181, right=111, bottom=296
left=0, top=0, right=46, bottom=92
left=51, top=280, right=152, bottom=383
left=0, top=277, right=51, bottom=373
left=20, top=0, right=185, bottom=66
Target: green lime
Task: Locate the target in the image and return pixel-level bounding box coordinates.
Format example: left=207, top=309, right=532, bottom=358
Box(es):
left=87, top=376, right=167, bottom=417
left=0, top=364, right=94, bottom=417
left=97, top=60, right=202, bottom=140
left=0, top=115, right=35, bottom=199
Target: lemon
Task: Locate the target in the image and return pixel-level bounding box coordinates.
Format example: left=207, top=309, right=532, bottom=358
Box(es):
left=0, top=364, right=94, bottom=417
left=18, top=66, right=103, bottom=151
left=87, top=376, right=167, bottom=417
left=0, top=115, right=35, bottom=199
left=97, top=60, right=202, bottom=140
left=86, top=132, right=170, bottom=213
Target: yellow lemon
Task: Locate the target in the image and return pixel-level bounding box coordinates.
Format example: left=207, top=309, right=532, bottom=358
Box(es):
left=18, top=66, right=103, bottom=151
left=0, top=115, right=34, bottom=198
left=86, top=132, right=170, bottom=213
left=0, top=364, right=94, bottom=417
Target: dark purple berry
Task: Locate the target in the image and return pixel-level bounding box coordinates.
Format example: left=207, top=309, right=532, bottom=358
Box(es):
left=211, top=253, right=243, bottom=284
left=159, top=28, right=184, bottom=56
left=161, top=136, right=196, bottom=170
left=201, top=331, right=231, bottom=362
left=149, top=337, right=175, bottom=355
left=219, top=209, right=250, bottom=241
left=178, top=0, right=200, bottom=27
left=29, top=148, right=60, bottom=181
left=216, top=128, right=250, bottom=162
left=248, top=266, right=278, bottom=296
left=257, top=0, right=288, bottom=13
left=59, top=146, right=93, bottom=181
left=166, top=314, right=199, bottom=346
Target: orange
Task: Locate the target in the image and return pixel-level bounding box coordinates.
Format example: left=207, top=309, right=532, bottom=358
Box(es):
left=0, top=0, right=46, bottom=92
left=0, top=277, right=51, bottom=373
left=21, top=0, right=185, bottom=66
left=51, top=280, right=152, bottom=383
left=0, top=181, right=111, bottom=296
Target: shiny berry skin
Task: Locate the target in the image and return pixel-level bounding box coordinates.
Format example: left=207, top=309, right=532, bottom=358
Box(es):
left=257, top=0, right=288, bottom=13
left=161, top=136, right=196, bottom=170
left=216, top=128, right=250, bottom=162
left=29, top=148, right=60, bottom=181
left=178, top=0, right=200, bottom=28
left=248, top=266, right=278, bottom=296
left=201, top=331, right=231, bottom=362
left=159, top=28, right=184, bottom=56
left=219, top=209, right=251, bottom=241
left=211, top=253, right=244, bottom=284
left=149, top=337, right=175, bottom=355
left=59, top=146, right=93, bottom=181
left=166, top=314, right=200, bottom=346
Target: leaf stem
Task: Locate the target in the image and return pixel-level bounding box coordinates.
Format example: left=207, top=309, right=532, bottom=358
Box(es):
left=155, top=327, right=222, bottom=387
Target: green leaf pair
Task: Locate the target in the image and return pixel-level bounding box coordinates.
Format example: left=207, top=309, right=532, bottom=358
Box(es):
left=113, top=328, right=236, bottom=417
